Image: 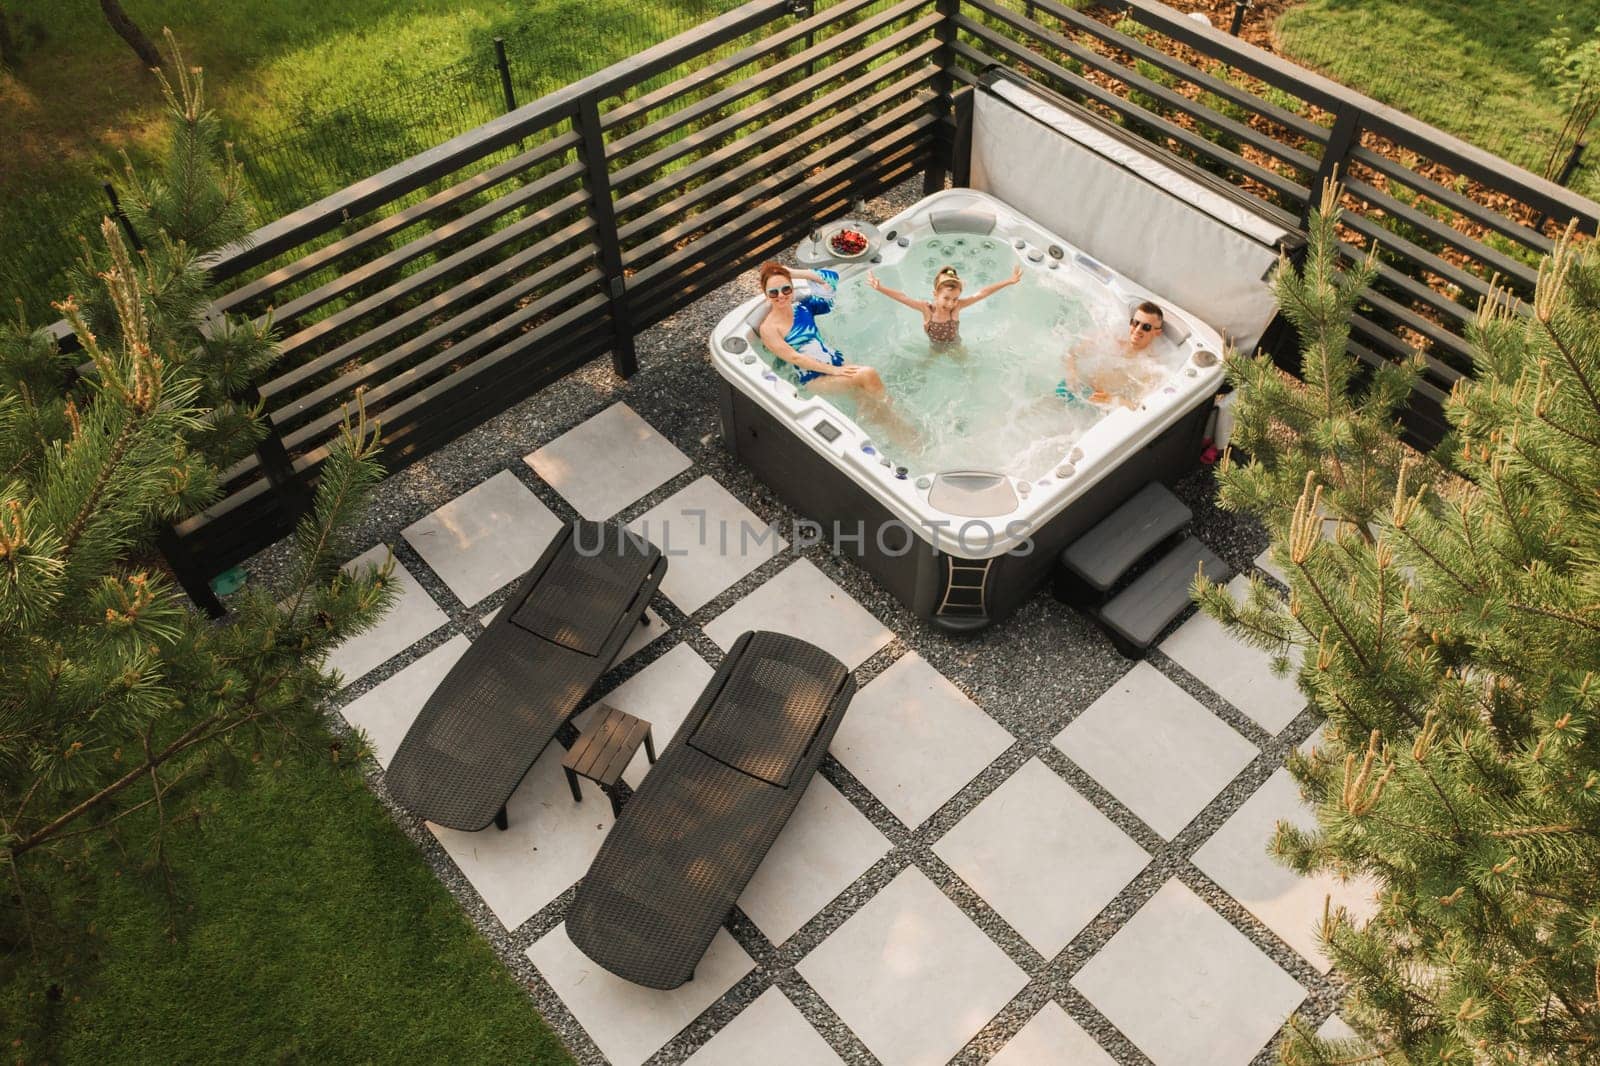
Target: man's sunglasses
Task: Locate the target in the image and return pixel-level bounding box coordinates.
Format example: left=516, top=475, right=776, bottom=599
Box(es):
left=1129, top=318, right=1161, bottom=333
left=766, top=284, right=794, bottom=298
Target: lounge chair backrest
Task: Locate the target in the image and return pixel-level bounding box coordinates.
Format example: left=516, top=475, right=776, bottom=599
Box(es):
left=687, top=635, right=848, bottom=787
left=509, top=525, right=658, bottom=656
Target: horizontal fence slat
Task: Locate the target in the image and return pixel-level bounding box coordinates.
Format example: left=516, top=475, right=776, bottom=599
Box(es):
left=212, top=131, right=583, bottom=316
left=1336, top=211, right=1497, bottom=306
left=276, top=187, right=591, bottom=357
left=261, top=216, right=598, bottom=406
left=963, top=0, right=1317, bottom=175
left=609, top=0, right=934, bottom=169
left=267, top=158, right=587, bottom=332
left=281, top=273, right=607, bottom=452
left=628, top=106, right=939, bottom=293
left=631, top=136, right=933, bottom=326
left=623, top=93, right=939, bottom=280
left=1342, top=244, right=1475, bottom=330
left=610, top=16, right=942, bottom=197
left=948, top=24, right=1310, bottom=207
left=1342, top=175, right=1540, bottom=289
left=272, top=241, right=599, bottom=430
left=303, top=296, right=614, bottom=466
left=605, top=0, right=930, bottom=148
left=1028, top=0, right=1327, bottom=142
left=1348, top=147, right=1554, bottom=255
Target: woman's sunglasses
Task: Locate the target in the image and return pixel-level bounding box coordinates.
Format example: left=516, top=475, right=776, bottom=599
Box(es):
left=1129, top=318, right=1161, bottom=333
left=765, top=284, right=794, bottom=298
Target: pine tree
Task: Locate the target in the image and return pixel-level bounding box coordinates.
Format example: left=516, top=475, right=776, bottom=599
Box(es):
left=1198, top=180, right=1600, bottom=1064
left=0, top=36, right=395, bottom=960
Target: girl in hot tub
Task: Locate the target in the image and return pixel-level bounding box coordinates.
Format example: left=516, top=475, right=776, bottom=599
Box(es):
left=755, top=261, right=916, bottom=444
left=863, top=263, right=1022, bottom=350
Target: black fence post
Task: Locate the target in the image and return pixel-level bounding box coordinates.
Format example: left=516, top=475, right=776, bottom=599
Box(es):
left=1229, top=0, right=1248, bottom=36
left=951, top=88, right=975, bottom=188
left=575, top=94, right=638, bottom=378
left=1300, top=102, right=1362, bottom=228
left=244, top=384, right=313, bottom=526
left=157, top=525, right=225, bottom=619
left=494, top=37, right=517, bottom=114
left=925, top=0, right=960, bottom=195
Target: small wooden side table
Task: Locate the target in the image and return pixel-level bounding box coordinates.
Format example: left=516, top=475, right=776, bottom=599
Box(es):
left=561, top=703, right=656, bottom=816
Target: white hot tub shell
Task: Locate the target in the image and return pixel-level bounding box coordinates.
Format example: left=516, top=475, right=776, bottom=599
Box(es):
left=711, top=189, right=1225, bottom=630
left=709, top=74, right=1296, bottom=630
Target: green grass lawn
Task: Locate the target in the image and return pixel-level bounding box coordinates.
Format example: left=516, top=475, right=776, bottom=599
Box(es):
left=3, top=745, right=574, bottom=1064
left=0, top=0, right=733, bottom=322
left=1274, top=0, right=1600, bottom=197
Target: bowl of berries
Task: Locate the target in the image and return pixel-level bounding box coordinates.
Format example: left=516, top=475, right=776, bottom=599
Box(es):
left=826, top=225, right=870, bottom=259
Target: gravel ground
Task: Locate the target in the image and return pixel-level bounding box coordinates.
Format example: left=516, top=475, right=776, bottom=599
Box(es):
left=241, top=177, right=1338, bottom=1066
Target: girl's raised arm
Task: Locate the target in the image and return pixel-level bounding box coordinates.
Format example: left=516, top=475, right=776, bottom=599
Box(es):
left=957, top=264, right=1023, bottom=309
left=865, top=271, right=929, bottom=312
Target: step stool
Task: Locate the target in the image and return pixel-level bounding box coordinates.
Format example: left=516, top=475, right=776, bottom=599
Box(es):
left=1096, top=536, right=1230, bottom=658
left=1055, top=482, right=1192, bottom=605
left=1054, top=481, right=1231, bottom=658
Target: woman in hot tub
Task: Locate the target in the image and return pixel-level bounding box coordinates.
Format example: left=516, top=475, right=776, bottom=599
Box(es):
left=755, top=261, right=915, bottom=442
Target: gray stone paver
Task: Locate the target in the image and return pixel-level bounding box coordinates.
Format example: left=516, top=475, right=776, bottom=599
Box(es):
left=1072, top=879, right=1306, bottom=1066
left=933, top=757, right=1149, bottom=959
left=683, top=987, right=844, bottom=1066
left=402, top=469, right=562, bottom=606
left=988, top=1002, right=1117, bottom=1066
left=1054, top=662, right=1257, bottom=840
left=627, top=475, right=788, bottom=613
left=1161, top=575, right=1306, bottom=734
left=796, top=867, right=1029, bottom=1066
left=527, top=925, right=755, bottom=1066
left=736, top=776, right=892, bottom=947
left=325, top=546, right=448, bottom=686
left=526, top=401, right=693, bottom=520
left=277, top=180, right=1350, bottom=1066
left=703, top=558, right=894, bottom=669
left=340, top=634, right=470, bottom=768
left=828, top=651, right=1014, bottom=830
left=1192, top=768, right=1381, bottom=973
left=428, top=742, right=617, bottom=931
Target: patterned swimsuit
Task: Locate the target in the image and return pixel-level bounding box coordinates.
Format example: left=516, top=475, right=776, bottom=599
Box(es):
left=924, top=306, right=960, bottom=346
left=781, top=269, right=844, bottom=385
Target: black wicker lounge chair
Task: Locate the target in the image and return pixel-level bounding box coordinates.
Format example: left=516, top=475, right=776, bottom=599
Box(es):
left=567, top=630, right=854, bottom=989
left=385, top=521, right=665, bottom=832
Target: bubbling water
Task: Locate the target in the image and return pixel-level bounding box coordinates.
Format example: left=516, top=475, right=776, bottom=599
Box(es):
left=786, top=235, right=1181, bottom=481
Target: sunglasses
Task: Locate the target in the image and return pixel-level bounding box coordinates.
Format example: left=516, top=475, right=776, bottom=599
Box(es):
left=765, top=284, right=794, bottom=298
left=1129, top=318, right=1161, bottom=333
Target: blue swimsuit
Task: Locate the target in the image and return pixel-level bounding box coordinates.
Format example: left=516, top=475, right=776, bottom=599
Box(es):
left=1055, top=379, right=1091, bottom=407
left=782, top=269, right=844, bottom=386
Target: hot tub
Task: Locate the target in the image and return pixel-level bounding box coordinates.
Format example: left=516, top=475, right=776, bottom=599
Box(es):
left=710, top=188, right=1226, bottom=631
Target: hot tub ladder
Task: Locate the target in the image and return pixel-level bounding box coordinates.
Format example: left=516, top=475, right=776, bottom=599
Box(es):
left=937, top=557, right=992, bottom=620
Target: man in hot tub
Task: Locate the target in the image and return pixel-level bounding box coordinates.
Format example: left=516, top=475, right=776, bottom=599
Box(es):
left=1057, top=301, right=1168, bottom=410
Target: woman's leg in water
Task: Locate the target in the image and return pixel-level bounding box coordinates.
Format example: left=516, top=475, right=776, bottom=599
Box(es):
left=807, top=370, right=919, bottom=448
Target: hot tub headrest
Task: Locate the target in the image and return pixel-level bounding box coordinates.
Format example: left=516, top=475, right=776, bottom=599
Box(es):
left=743, top=300, right=772, bottom=334
left=928, top=471, right=1018, bottom=518
left=929, top=207, right=997, bottom=235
